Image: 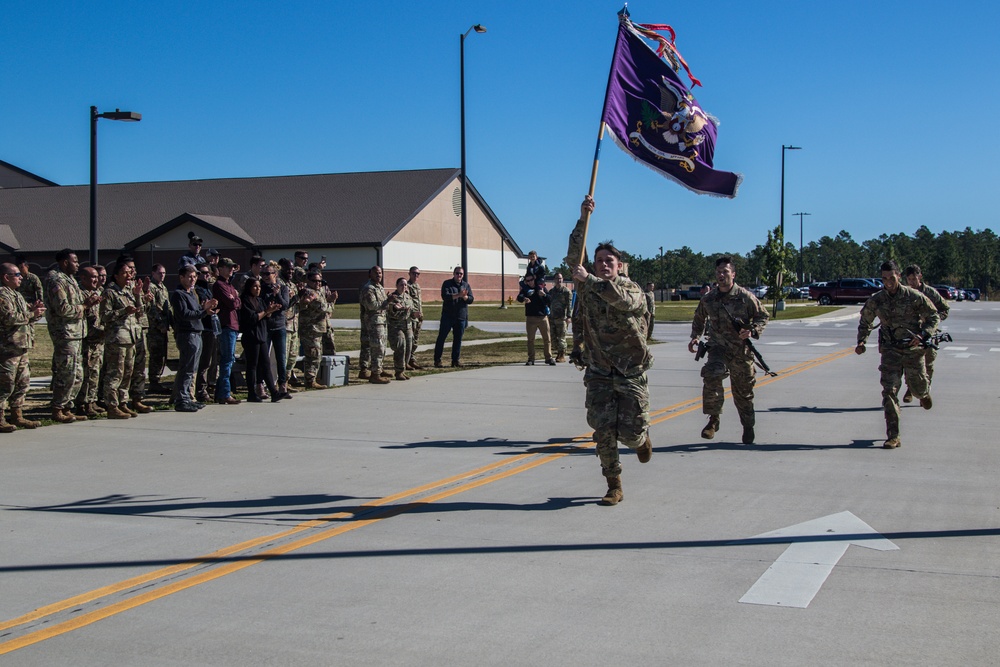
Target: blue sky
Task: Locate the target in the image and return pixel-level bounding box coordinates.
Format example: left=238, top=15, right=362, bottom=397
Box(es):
left=4, top=1, right=999, bottom=265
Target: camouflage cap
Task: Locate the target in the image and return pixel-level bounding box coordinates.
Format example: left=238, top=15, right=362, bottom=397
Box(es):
left=218, top=257, right=236, bottom=268
left=292, top=267, right=308, bottom=282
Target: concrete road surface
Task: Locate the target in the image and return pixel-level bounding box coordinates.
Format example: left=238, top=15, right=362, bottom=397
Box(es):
left=1, top=304, right=998, bottom=665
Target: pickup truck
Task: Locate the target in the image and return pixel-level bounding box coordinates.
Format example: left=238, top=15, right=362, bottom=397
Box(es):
left=808, top=278, right=881, bottom=305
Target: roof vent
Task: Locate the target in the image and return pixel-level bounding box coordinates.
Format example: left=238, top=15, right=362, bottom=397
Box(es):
left=452, top=187, right=462, bottom=216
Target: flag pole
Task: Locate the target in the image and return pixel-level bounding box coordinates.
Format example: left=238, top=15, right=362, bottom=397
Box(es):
left=569, top=6, right=629, bottom=271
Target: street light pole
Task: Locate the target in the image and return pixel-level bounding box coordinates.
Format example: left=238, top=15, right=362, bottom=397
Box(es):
left=793, top=212, right=811, bottom=285
left=779, top=144, right=801, bottom=241
left=460, top=24, right=487, bottom=278
left=90, top=106, right=142, bottom=267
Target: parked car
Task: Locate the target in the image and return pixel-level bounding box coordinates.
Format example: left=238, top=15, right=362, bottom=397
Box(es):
left=932, top=285, right=959, bottom=300
left=809, top=278, right=882, bottom=305
left=752, top=285, right=768, bottom=298
left=963, top=288, right=981, bottom=301
left=801, top=282, right=827, bottom=300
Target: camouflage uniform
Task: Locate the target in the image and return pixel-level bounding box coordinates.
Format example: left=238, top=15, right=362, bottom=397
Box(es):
left=147, top=280, right=171, bottom=387
left=406, top=281, right=423, bottom=365
left=17, top=271, right=44, bottom=310
left=282, top=274, right=300, bottom=382
left=914, top=284, right=949, bottom=386
left=42, top=269, right=87, bottom=411
left=858, top=286, right=939, bottom=440
left=574, top=273, right=652, bottom=478
left=386, top=290, right=414, bottom=373
left=644, top=287, right=656, bottom=340
left=76, top=287, right=105, bottom=408
left=0, top=286, right=39, bottom=417
left=690, top=284, right=769, bottom=430
left=129, top=283, right=151, bottom=401
left=358, top=286, right=371, bottom=373
left=297, top=288, right=330, bottom=383
left=100, top=281, right=142, bottom=408
left=359, top=279, right=388, bottom=375
left=548, top=282, right=573, bottom=360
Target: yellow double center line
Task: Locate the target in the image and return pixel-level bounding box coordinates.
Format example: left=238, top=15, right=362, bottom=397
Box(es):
left=0, top=347, right=852, bottom=655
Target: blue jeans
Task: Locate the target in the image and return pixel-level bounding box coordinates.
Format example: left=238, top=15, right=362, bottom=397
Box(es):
left=216, top=327, right=238, bottom=400
left=268, top=328, right=288, bottom=384
left=434, top=317, right=467, bottom=363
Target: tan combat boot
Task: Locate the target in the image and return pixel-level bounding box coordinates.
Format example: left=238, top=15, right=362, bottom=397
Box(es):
left=357, top=369, right=370, bottom=380
left=131, top=400, right=153, bottom=414
left=106, top=405, right=132, bottom=419
left=369, top=370, right=390, bottom=385
left=395, top=371, right=409, bottom=381
left=0, top=411, right=17, bottom=433
left=10, top=408, right=40, bottom=429
left=82, top=402, right=101, bottom=418
left=636, top=434, right=652, bottom=463
left=122, top=403, right=138, bottom=417
left=601, top=476, right=623, bottom=506
left=51, top=408, right=76, bottom=424
left=701, top=415, right=720, bottom=440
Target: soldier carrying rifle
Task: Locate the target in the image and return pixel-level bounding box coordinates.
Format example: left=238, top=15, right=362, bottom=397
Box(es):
left=688, top=256, right=769, bottom=444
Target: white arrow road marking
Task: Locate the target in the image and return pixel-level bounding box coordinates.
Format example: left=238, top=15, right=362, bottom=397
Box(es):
left=738, top=511, right=898, bottom=608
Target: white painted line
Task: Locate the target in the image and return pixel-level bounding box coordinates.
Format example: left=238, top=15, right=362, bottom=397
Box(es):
left=953, top=353, right=975, bottom=359
left=809, top=342, right=838, bottom=347
left=990, top=348, right=1000, bottom=353
left=833, top=323, right=848, bottom=327
left=739, top=511, right=898, bottom=609
left=763, top=341, right=796, bottom=346
left=942, top=346, right=968, bottom=351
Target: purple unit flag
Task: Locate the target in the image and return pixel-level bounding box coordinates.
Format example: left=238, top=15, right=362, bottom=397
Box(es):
left=601, top=20, right=742, bottom=198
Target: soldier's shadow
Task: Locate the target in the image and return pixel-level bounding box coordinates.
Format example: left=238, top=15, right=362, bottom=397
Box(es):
left=653, top=439, right=880, bottom=453
left=384, top=436, right=586, bottom=454
left=767, top=406, right=883, bottom=414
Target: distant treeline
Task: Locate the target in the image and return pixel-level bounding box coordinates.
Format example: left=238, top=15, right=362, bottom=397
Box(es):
left=552, top=225, right=999, bottom=294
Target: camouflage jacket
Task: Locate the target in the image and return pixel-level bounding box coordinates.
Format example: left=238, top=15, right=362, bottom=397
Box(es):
left=360, top=280, right=388, bottom=326
left=131, top=280, right=151, bottom=329
left=81, top=288, right=105, bottom=344
left=17, top=271, right=44, bottom=305
left=691, top=284, right=769, bottom=353
left=297, top=288, right=329, bottom=337
left=917, top=283, right=950, bottom=322
left=406, top=282, right=423, bottom=321
left=148, top=281, right=172, bottom=331
left=100, top=282, right=142, bottom=345
left=548, top=284, right=573, bottom=320
left=386, top=291, right=414, bottom=331
left=573, top=274, right=651, bottom=377
left=42, top=269, right=86, bottom=340
left=281, top=276, right=299, bottom=333
left=0, top=286, right=37, bottom=356
left=858, top=286, right=939, bottom=349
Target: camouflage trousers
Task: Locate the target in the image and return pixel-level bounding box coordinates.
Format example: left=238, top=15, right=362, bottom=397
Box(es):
left=408, top=318, right=422, bottom=363
left=550, top=318, right=568, bottom=357
left=130, top=328, right=148, bottom=400
left=701, top=345, right=756, bottom=427
left=880, top=346, right=928, bottom=439
left=389, top=324, right=413, bottom=372
left=525, top=316, right=552, bottom=362
left=365, top=321, right=387, bottom=373
left=285, top=328, right=299, bottom=378
left=358, top=315, right=370, bottom=371
left=147, top=327, right=168, bottom=384
left=585, top=369, right=649, bottom=478
left=301, top=332, right=324, bottom=381
left=77, top=341, right=104, bottom=405
left=0, top=352, right=30, bottom=410
left=50, top=337, right=83, bottom=410
left=104, top=343, right=136, bottom=407
left=322, top=329, right=337, bottom=355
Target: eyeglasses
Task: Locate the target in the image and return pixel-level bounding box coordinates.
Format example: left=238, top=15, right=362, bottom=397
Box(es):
left=262, top=271, right=274, bottom=275
left=7, top=272, right=23, bottom=278
left=191, top=243, right=202, bottom=247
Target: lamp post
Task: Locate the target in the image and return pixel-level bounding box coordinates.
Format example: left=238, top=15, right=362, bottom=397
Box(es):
left=793, top=212, right=811, bottom=285
left=658, top=246, right=664, bottom=302
left=460, top=23, right=487, bottom=277
left=90, top=106, right=141, bottom=267
left=779, top=144, right=801, bottom=241
left=498, top=233, right=507, bottom=309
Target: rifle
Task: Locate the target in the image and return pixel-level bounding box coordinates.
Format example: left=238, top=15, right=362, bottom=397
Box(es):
left=902, top=330, right=953, bottom=350
left=724, top=310, right=777, bottom=377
